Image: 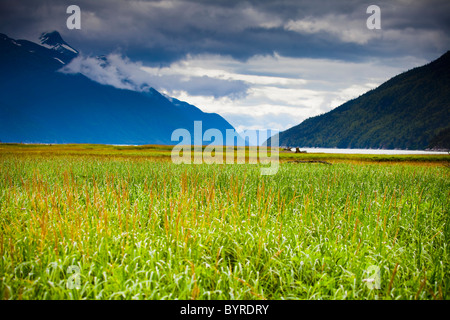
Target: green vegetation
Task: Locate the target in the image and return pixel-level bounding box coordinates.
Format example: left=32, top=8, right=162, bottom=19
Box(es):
left=1, top=143, right=449, bottom=165
left=428, top=127, right=450, bottom=151
left=277, top=51, right=450, bottom=150
left=0, top=145, right=449, bottom=299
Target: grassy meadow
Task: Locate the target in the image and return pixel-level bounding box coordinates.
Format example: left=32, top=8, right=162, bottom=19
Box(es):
left=0, top=143, right=449, bottom=300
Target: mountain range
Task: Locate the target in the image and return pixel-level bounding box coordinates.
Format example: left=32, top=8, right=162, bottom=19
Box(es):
left=0, top=31, right=240, bottom=145
left=273, top=51, right=450, bottom=150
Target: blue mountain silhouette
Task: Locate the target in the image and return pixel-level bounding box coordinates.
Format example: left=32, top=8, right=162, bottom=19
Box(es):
left=0, top=31, right=241, bottom=145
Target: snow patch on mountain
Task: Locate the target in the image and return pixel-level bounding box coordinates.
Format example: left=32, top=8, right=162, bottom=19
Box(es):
left=39, top=31, right=78, bottom=56
left=61, top=44, right=78, bottom=54
left=53, top=57, right=65, bottom=64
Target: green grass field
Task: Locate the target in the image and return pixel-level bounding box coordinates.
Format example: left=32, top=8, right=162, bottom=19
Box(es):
left=0, top=144, right=449, bottom=299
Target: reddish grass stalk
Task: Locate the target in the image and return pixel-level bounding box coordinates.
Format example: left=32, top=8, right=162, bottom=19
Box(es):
left=387, top=263, right=399, bottom=295
left=415, top=275, right=427, bottom=300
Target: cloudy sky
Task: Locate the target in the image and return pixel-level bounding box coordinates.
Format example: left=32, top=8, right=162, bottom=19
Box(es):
left=1, top=0, right=449, bottom=132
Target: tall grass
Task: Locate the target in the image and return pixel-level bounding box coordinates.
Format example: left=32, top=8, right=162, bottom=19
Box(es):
left=0, top=152, right=449, bottom=299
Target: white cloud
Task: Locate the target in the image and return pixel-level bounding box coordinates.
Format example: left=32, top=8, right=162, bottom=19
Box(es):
left=60, top=50, right=428, bottom=133
left=60, top=53, right=153, bottom=91
left=60, top=53, right=249, bottom=98
left=144, top=53, right=427, bottom=131
left=283, top=12, right=450, bottom=54
left=285, top=14, right=378, bottom=45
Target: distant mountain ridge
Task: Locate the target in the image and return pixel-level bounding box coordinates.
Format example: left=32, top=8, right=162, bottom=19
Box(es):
left=273, top=51, right=450, bottom=150
left=0, top=31, right=241, bottom=145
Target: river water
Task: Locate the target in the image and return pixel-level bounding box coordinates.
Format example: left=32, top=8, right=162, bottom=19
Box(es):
left=294, top=148, right=448, bottom=155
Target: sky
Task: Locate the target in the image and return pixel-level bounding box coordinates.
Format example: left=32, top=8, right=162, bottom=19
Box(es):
left=1, top=0, right=449, bottom=133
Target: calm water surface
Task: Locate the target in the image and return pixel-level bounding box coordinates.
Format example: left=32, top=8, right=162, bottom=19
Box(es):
left=296, top=148, right=448, bottom=155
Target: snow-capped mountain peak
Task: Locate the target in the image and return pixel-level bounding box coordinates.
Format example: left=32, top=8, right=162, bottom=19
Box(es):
left=39, top=31, right=78, bottom=56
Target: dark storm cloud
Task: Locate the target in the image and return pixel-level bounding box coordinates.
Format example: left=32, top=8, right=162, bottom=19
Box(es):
left=0, top=0, right=449, bottom=64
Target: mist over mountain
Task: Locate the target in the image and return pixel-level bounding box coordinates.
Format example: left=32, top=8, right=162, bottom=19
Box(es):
left=0, top=31, right=241, bottom=145
left=271, top=51, right=450, bottom=150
